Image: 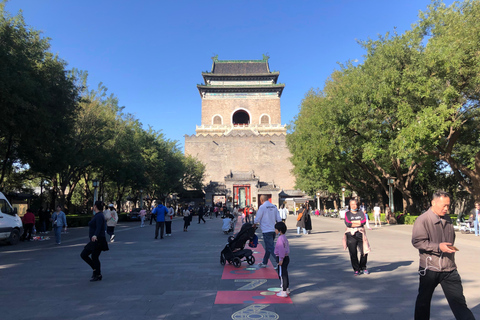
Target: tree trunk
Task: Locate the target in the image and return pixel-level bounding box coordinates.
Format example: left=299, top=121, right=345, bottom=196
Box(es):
left=0, top=134, right=13, bottom=190
left=50, top=176, right=58, bottom=209
left=375, top=186, right=384, bottom=208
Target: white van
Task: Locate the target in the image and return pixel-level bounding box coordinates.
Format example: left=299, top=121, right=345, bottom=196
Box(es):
left=0, top=192, right=23, bottom=245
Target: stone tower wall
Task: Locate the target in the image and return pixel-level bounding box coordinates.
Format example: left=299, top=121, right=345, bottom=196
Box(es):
left=184, top=134, right=295, bottom=190
left=201, top=98, right=281, bottom=126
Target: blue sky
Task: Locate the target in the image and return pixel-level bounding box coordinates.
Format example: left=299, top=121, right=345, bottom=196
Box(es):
left=6, top=0, right=453, bottom=151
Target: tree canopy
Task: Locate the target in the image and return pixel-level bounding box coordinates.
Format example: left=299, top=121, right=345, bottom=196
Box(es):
left=288, top=0, right=480, bottom=212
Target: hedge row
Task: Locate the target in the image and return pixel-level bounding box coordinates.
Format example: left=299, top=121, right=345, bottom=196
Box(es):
left=34, top=212, right=133, bottom=228
left=366, top=213, right=459, bottom=225
left=365, top=213, right=419, bottom=225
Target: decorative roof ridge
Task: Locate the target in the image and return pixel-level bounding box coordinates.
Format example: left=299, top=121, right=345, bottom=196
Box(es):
left=197, top=84, right=285, bottom=88
left=201, top=72, right=279, bottom=75
left=211, top=54, right=269, bottom=64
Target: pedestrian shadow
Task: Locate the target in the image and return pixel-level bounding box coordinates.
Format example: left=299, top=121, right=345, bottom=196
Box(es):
left=369, top=260, right=414, bottom=273
left=308, top=230, right=338, bottom=235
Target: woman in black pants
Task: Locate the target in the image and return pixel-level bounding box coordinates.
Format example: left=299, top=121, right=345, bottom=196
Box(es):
left=81, top=201, right=109, bottom=281
left=343, top=199, right=371, bottom=276
left=183, top=205, right=191, bottom=231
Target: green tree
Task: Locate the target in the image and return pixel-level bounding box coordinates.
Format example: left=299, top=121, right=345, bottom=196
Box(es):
left=0, top=3, right=79, bottom=190
left=396, top=0, right=480, bottom=201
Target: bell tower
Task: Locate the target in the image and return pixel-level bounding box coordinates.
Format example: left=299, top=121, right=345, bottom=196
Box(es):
left=185, top=56, right=295, bottom=208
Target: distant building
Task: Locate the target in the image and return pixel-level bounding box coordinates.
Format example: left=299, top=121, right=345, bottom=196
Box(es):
left=185, top=55, right=299, bottom=208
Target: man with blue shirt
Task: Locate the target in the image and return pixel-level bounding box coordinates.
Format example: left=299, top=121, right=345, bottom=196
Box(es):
left=153, top=201, right=168, bottom=240
left=254, top=195, right=281, bottom=269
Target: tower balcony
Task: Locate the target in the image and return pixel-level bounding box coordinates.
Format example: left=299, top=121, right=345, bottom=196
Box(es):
left=195, top=123, right=287, bottom=136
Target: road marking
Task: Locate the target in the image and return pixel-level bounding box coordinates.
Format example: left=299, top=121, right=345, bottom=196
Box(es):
left=231, top=304, right=279, bottom=319
left=235, top=279, right=267, bottom=290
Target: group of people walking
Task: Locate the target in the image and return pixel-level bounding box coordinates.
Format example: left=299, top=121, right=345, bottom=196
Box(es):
left=296, top=204, right=312, bottom=235
left=21, top=205, right=68, bottom=244
left=18, top=189, right=475, bottom=319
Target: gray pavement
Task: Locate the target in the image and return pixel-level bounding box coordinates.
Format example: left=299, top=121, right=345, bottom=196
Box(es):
left=1, top=215, right=479, bottom=320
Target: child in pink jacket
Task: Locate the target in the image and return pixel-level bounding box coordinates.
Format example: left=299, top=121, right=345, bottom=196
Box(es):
left=274, top=221, right=290, bottom=297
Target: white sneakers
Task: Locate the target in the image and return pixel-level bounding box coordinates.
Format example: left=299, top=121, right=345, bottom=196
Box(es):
left=276, top=288, right=290, bottom=297
left=276, top=291, right=288, bottom=297
left=258, top=263, right=267, bottom=268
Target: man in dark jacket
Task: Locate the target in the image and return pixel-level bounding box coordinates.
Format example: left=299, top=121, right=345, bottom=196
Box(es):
left=81, top=201, right=108, bottom=282
left=412, top=190, right=475, bottom=320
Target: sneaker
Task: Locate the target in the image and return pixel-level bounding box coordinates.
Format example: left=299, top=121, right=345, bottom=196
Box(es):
left=276, top=291, right=288, bottom=298
left=274, top=265, right=278, bottom=270
left=258, top=263, right=267, bottom=268
left=354, top=271, right=360, bottom=276
left=286, top=288, right=291, bottom=295
left=363, top=269, right=369, bottom=275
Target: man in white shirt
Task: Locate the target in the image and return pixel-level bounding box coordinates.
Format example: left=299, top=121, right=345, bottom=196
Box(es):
left=254, top=195, right=281, bottom=269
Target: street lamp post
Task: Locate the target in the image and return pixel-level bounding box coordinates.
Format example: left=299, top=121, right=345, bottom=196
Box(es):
left=92, top=179, right=99, bottom=214
left=93, top=179, right=99, bottom=203
left=388, top=178, right=395, bottom=214
left=139, top=190, right=144, bottom=209
left=341, top=187, right=346, bottom=208
left=316, top=192, right=320, bottom=210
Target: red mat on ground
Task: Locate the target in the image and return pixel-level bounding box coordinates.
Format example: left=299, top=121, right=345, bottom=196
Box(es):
left=214, top=291, right=293, bottom=304
left=221, top=243, right=278, bottom=279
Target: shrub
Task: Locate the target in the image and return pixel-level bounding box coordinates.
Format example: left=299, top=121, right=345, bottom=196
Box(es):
left=66, top=215, right=92, bottom=227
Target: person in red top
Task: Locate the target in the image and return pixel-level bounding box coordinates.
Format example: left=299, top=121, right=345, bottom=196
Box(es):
left=21, top=208, right=36, bottom=241
left=244, top=207, right=250, bottom=223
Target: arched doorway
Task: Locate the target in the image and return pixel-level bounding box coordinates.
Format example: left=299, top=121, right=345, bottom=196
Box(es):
left=232, top=110, right=250, bottom=125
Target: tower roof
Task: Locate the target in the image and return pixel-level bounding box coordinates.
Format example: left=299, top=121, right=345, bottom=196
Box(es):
left=198, top=55, right=284, bottom=98
left=209, top=55, right=271, bottom=75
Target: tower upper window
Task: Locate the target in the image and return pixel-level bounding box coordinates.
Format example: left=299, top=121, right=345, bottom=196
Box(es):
left=213, top=115, right=222, bottom=125
left=232, top=110, right=250, bottom=125
left=260, top=114, right=270, bottom=124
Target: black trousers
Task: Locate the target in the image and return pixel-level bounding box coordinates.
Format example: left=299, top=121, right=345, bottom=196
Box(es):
left=415, top=268, right=475, bottom=320
left=276, top=256, right=290, bottom=291
left=81, top=241, right=103, bottom=276
left=21, top=223, right=34, bottom=240
left=198, top=214, right=206, bottom=223
left=155, top=221, right=165, bottom=239
left=165, top=221, right=172, bottom=234
left=106, top=226, right=115, bottom=236
left=346, top=231, right=368, bottom=272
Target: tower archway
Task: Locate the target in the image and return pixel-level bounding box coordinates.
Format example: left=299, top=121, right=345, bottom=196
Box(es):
left=232, top=109, right=250, bottom=125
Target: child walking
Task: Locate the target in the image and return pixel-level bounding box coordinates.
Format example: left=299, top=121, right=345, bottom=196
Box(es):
left=274, top=221, right=290, bottom=297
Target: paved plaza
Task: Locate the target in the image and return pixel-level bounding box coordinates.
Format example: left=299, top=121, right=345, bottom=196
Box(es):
left=1, top=215, right=479, bottom=320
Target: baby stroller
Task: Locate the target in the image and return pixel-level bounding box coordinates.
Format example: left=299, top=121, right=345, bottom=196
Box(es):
left=459, top=217, right=475, bottom=234
left=220, top=223, right=257, bottom=268
left=454, top=212, right=475, bottom=234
